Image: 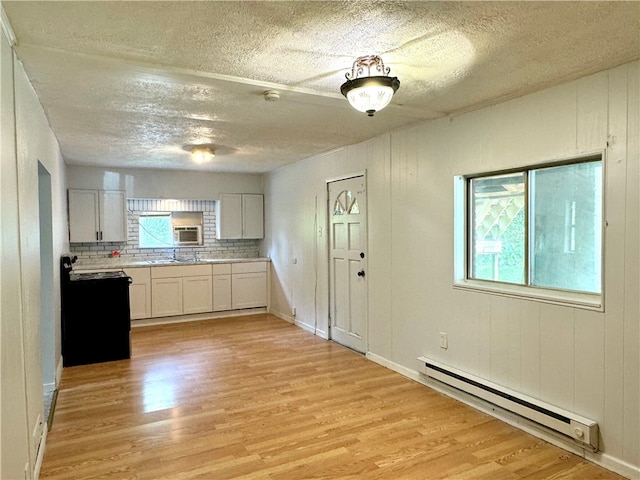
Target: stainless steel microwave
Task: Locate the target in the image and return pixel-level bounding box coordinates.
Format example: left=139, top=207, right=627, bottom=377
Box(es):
left=173, top=226, right=202, bottom=245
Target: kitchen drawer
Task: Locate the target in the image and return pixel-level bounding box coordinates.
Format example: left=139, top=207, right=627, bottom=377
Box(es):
left=151, top=264, right=212, bottom=279
left=231, top=261, right=267, bottom=274
left=211, top=263, right=231, bottom=275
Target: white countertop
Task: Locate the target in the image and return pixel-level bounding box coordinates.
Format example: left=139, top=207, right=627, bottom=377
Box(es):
left=73, top=257, right=270, bottom=271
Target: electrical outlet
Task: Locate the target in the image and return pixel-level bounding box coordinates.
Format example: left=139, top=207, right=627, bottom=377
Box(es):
left=439, top=332, right=448, bottom=349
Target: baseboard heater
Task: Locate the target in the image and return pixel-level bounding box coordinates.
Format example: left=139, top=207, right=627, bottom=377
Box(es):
left=417, top=357, right=599, bottom=452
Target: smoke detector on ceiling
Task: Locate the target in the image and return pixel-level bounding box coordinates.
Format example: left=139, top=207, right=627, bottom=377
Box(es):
left=263, top=90, right=280, bottom=102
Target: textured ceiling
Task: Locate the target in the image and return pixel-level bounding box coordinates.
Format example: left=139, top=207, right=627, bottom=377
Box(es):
left=2, top=1, right=639, bottom=173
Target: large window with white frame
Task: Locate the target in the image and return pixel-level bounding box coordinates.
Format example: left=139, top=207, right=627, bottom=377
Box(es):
left=454, top=154, right=603, bottom=308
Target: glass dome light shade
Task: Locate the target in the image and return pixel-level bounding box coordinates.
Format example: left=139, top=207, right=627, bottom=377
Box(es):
left=191, top=147, right=215, bottom=163
left=341, top=76, right=400, bottom=117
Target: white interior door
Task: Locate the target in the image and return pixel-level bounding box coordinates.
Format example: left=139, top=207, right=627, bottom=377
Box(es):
left=328, top=175, right=367, bottom=353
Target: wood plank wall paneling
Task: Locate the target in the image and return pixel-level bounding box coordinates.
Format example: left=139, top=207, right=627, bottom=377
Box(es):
left=41, top=315, right=626, bottom=480
left=602, top=63, right=629, bottom=458
left=622, top=61, right=640, bottom=467
left=264, top=61, right=640, bottom=473
left=366, top=134, right=393, bottom=359
left=576, top=72, right=609, bottom=153
left=539, top=304, right=575, bottom=411
left=518, top=301, right=540, bottom=398
left=574, top=309, right=606, bottom=424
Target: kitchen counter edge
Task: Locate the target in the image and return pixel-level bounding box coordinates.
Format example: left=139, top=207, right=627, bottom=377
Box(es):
left=73, top=257, right=271, bottom=271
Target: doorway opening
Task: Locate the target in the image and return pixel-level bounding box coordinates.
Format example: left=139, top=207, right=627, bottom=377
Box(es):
left=38, top=161, right=56, bottom=426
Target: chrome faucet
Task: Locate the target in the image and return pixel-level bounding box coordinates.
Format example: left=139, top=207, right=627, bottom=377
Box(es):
left=172, top=249, right=176, bottom=261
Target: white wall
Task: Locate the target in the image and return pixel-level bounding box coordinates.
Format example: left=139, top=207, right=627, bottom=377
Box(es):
left=14, top=41, right=69, bottom=469
left=1, top=21, right=29, bottom=480
left=264, top=61, right=639, bottom=476
left=1, top=19, right=68, bottom=478
left=66, top=165, right=263, bottom=200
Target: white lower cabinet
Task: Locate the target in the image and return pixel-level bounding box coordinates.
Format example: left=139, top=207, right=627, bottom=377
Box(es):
left=144, top=261, right=267, bottom=318
left=78, top=261, right=267, bottom=320
left=151, top=277, right=184, bottom=317
left=231, top=262, right=267, bottom=309
left=183, top=275, right=213, bottom=314
left=212, top=264, right=232, bottom=312
left=151, top=264, right=212, bottom=318
left=124, top=267, right=151, bottom=320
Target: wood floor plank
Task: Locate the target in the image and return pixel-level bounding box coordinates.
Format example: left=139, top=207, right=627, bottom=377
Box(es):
left=40, top=314, right=626, bottom=479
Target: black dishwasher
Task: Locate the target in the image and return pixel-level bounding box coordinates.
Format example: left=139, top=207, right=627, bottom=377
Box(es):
left=60, top=255, right=132, bottom=367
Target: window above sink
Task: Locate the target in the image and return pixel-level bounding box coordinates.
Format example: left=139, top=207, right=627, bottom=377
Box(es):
left=139, top=211, right=203, bottom=248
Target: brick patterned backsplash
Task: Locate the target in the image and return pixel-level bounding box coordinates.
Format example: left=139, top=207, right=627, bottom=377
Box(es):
left=69, top=199, right=260, bottom=261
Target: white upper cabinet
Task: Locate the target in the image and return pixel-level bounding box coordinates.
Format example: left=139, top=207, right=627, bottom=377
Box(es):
left=216, top=194, right=243, bottom=239
left=242, top=194, right=264, bottom=239
left=216, top=193, right=264, bottom=240
left=68, top=189, right=127, bottom=243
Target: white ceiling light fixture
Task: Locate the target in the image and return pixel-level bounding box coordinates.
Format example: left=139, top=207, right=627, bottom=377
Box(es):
left=191, top=146, right=215, bottom=164
left=340, top=55, right=400, bottom=117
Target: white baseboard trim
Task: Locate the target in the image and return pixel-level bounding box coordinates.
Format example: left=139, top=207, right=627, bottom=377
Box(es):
left=294, top=319, right=315, bottom=334
left=366, top=353, right=420, bottom=381
left=365, top=352, right=638, bottom=480
left=131, top=307, right=267, bottom=327
left=294, top=319, right=328, bottom=339
left=584, top=452, right=640, bottom=480
left=33, top=424, right=47, bottom=480
left=270, top=309, right=294, bottom=324
left=314, top=327, right=328, bottom=339
left=270, top=311, right=328, bottom=339
left=55, top=356, right=63, bottom=389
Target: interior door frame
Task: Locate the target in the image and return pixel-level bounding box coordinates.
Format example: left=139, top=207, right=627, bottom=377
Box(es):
left=325, top=170, right=368, bottom=351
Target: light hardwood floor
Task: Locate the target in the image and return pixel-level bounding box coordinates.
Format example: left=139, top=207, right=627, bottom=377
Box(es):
left=41, top=314, right=624, bottom=480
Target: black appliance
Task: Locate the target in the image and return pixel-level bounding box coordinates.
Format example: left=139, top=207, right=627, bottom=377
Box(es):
left=60, top=255, right=132, bottom=367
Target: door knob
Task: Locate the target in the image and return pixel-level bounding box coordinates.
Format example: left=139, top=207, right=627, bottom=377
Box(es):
left=357, top=270, right=365, bottom=277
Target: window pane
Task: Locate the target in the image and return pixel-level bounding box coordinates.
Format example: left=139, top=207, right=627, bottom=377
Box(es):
left=530, top=161, right=602, bottom=293
left=139, top=214, right=173, bottom=248
left=470, top=173, right=526, bottom=284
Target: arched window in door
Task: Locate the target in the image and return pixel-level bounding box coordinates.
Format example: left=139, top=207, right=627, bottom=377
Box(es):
left=333, top=190, right=360, bottom=216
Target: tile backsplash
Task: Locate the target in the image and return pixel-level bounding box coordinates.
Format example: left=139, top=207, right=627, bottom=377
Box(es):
left=69, top=198, right=260, bottom=261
